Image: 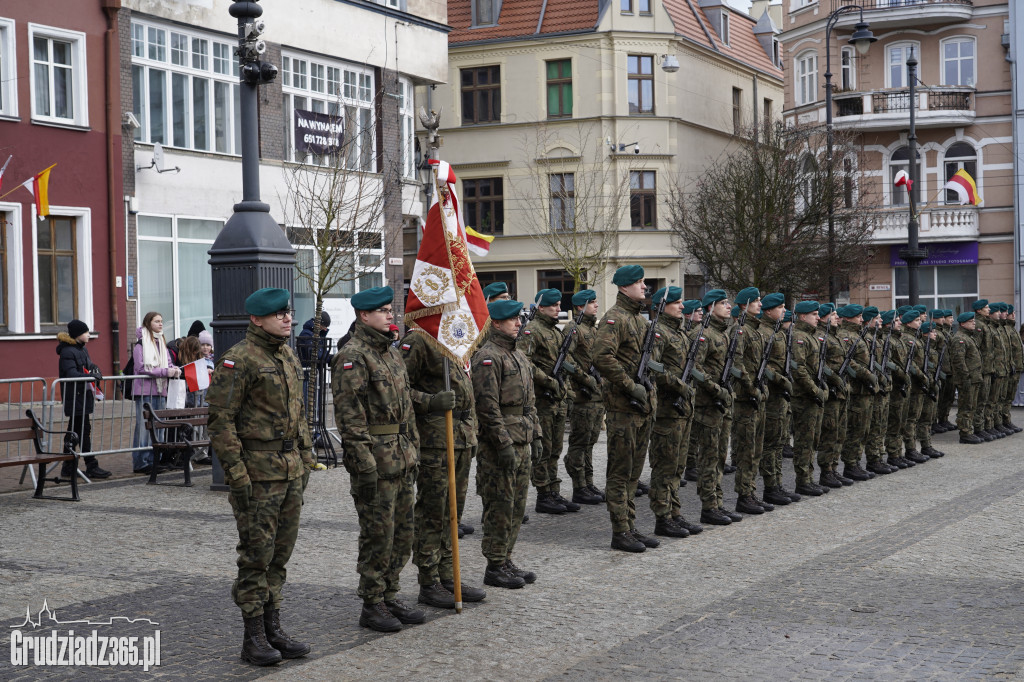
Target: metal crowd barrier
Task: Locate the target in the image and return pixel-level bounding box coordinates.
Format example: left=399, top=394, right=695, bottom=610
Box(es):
left=2, top=378, right=50, bottom=482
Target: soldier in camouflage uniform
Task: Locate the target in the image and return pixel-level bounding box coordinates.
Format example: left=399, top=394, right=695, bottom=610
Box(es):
left=207, top=287, right=315, bottom=666
left=648, top=286, right=704, bottom=538
left=993, top=303, right=1019, bottom=435
left=971, top=300, right=999, bottom=440
left=690, top=289, right=741, bottom=525
left=789, top=301, right=829, bottom=497
left=594, top=265, right=664, bottom=551
left=836, top=305, right=878, bottom=482
left=472, top=299, right=542, bottom=589
left=815, top=304, right=848, bottom=490
left=401, top=330, right=487, bottom=609
left=1000, top=305, right=1023, bottom=433
left=520, top=288, right=580, bottom=515
left=951, top=311, right=984, bottom=443
left=934, top=310, right=957, bottom=432
left=916, top=319, right=946, bottom=459
left=761, top=304, right=799, bottom=506
left=682, top=300, right=705, bottom=483
left=884, top=310, right=914, bottom=469
left=986, top=303, right=1010, bottom=437
left=331, top=287, right=424, bottom=633
left=565, top=289, right=606, bottom=505
left=865, top=310, right=898, bottom=476
left=900, top=310, right=931, bottom=463
left=482, top=281, right=511, bottom=303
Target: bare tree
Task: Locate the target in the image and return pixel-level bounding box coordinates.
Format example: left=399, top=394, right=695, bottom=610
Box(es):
left=667, top=122, right=878, bottom=300
left=511, top=122, right=632, bottom=291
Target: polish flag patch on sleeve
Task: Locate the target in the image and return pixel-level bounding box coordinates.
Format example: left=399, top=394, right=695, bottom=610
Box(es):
left=343, top=361, right=354, bottom=370
left=223, top=360, right=235, bottom=368
left=401, top=343, right=411, bottom=351
left=523, top=330, right=531, bottom=335
left=606, top=319, right=615, bottom=325
left=796, top=340, right=804, bottom=345
left=482, top=359, right=493, bottom=366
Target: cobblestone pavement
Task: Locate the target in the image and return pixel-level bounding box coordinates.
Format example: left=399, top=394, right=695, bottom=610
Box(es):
left=1, top=411, right=1022, bottom=680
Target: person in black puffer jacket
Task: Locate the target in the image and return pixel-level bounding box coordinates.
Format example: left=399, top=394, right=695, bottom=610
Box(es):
left=56, top=320, right=111, bottom=480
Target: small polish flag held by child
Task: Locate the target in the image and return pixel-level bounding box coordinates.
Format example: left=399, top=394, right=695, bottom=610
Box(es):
left=183, top=360, right=211, bottom=392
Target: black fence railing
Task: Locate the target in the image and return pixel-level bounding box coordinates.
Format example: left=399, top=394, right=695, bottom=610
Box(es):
left=833, top=0, right=972, bottom=10
left=835, top=97, right=864, bottom=117
left=929, top=90, right=972, bottom=111
left=866, top=89, right=972, bottom=114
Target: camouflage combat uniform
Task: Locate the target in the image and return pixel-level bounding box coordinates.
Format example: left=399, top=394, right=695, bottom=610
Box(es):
left=867, top=329, right=893, bottom=466
left=838, top=322, right=876, bottom=471
left=916, top=336, right=941, bottom=450
left=974, top=315, right=996, bottom=433
left=901, top=329, right=928, bottom=454
left=565, top=312, right=604, bottom=490
left=594, top=292, right=657, bottom=532
left=207, top=322, right=315, bottom=619
left=818, top=321, right=848, bottom=477
left=789, top=320, right=825, bottom=487
left=936, top=321, right=956, bottom=425
left=401, top=330, right=477, bottom=587
left=692, top=315, right=732, bottom=511
left=951, top=327, right=982, bottom=435
left=331, top=321, right=420, bottom=605
left=519, top=311, right=572, bottom=497
left=761, top=321, right=793, bottom=491
left=999, top=319, right=1021, bottom=427
left=987, top=317, right=1008, bottom=432
left=731, top=314, right=765, bottom=499
left=472, top=326, right=541, bottom=566
left=884, top=328, right=912, bottom=462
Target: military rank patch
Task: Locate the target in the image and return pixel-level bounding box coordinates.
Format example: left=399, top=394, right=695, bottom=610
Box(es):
left=223, top=360, right=235, bottom=368
left=343, top=362, right=354, bottom=370
left=482, top=359, right=493, bottom=366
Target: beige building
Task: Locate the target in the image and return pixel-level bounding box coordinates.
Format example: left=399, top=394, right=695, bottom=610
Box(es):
left=780, top=0, right=1014, bottom=314
left=419, top=0, right=784, bottom=306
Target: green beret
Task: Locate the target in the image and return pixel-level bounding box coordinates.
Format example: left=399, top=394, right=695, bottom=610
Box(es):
left=880, top=310, right=896, bottom=325
left=795, top=300, right=819, bottom=315
left=701, top=289, right=727, bottom=308
left=761, top=292, right=785, bottom=310
left=482, top=282, right=508, bottom=300
left=837, top=304, right=863, bottom=318
left=921, top=322, right=933, bottom=333
left=896, top=305, right=911, bottom=315
left=731, top=305, right=741, bottom=318
left=245, top=287, right=291, bottom=316
left=818, top=303, right=835, bottom=317
left=682, top=299, right=701, bottom=315
left=735, top=287, right=760, bottom=305
left=535, top=288, right=562, bottom=306
left=1009, top=305, right=1015, bottom=314
left=862, top=306, right=879, bottom=321
left=900, top=310, right=920, bottom=324
left=971, top=299, right=988, bottom=311
left=352, top=286, right=394, bottom=311
left=912, top=305, right=927, bottom=314
left=783, top=309, right=793, bottom=322
left=929, top=308, right=943, bottom=319
left=572, top=289, right=596, bottom=306
left=612, top=265, right=644, bottom=286
left=957, top=311, right=975, bottom=323
left=992, top=302, right=1005, bottom=312
left=489, top=299, right=523, bottom=321
left=653, top=286, right=682, bottom=305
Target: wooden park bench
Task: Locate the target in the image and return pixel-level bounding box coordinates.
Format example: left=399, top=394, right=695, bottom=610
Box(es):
left=0, top=410, right=82, bottom=501
left=142, top=404, right=210, bottom=487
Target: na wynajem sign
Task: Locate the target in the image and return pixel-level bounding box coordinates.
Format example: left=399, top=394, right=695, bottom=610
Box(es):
left=294, top=109, right=344, bottom=155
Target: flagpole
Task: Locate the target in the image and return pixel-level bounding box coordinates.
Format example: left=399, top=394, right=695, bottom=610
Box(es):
left=442, top=357, right=463, bottom=613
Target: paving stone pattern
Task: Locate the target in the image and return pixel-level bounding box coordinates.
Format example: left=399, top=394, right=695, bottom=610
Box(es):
left=0, top=413, right=1022, bottom=681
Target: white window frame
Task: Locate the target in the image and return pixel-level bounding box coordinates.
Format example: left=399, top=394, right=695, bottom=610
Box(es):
left=0, top=201, right=25, bottom=333
left=399, top=77, right=415, bottom=180
left=795, top=50, right=817, bottom=106
left=282, top=50, right=375, bottom=170
left=885, top=41, right=918, bottom=89
left=27, top=23, right=88, bottom=127
left=130, top=19, right=240, bottom=155
left=720, top=10, right=730, bottom=46
left=840, top=46, right=855, bottom=91
left=30, top=205, right=92, bottom=334
left=0, top=18, right=17, bottom=118
left=940, top=36, right=976, bottom=87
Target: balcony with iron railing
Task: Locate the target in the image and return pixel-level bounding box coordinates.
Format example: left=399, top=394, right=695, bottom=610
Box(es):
left=831, top=0, right=973, bottom=29
left=831, top=87, right=974, bottom=130
left=867, top=205, right=978, bottom=244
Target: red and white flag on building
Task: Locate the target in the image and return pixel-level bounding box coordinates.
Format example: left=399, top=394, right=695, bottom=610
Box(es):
left=183, top=360, right=211, bottom=392
left=404, top=159, right=489, bottom=364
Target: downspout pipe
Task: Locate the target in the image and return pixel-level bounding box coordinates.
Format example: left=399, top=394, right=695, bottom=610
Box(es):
left=103, top=0, right=121, bottom=373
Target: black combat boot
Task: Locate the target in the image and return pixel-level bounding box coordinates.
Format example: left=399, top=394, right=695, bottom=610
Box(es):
left=832, top=469, right=854, bottom=486
left=631, top=528, right=660, bottom=547
left=794, top=482, right=824, bottom=497
left=753, top=495, right=774, bottom=512
left=683, top=467, right=698, bottom=482
left=418, top=582, right=456, bottom=609
left=959, top=432, right=983, bottom=444
left=610, top=531, right=646, bottom=552
left=843, top=465, right=870, bottom=481
left=587, top=483, right=606, bottom=500
left=866, top=460, right=893, bottom=475
left=673, top=516, right=703, bottom=534
left=1007, top=421, right=1022, bottom=433
left=504, top=559, right=537, bottom=584
left=572, top=487, right=603, bottom=505
left=735, top=495, right=764, bottom=515
left=552, top=492, right=581, bottom=512
left=905, top=449, right=929, bottom=464
left=359, top=602, right=402, bottom=632
left=654, top=517, right=690, bottom=538
left=383, top=599, right=426, bottom=624
left=763, top=486, right=792, bottom=506
left=263, top=608, right=311, bottom=659
left=997, top=424, right=1015, bottom=436
left=84, top=460, right=111, bottom=479
left=723, top=463, right=737, bottom=474
left=782, top=444, right=795, bottom=459
left=535, top=492, right=566, bottom=514
left=241, top=615, right=283, bottom=665
left=921, top=446, right=944, bottom=459
left=459, top=521, right=475, bottom=535
left=818, top=471, right=842, bottom=489
left=887, top=456, right=908, bottom=469
left=782, top=486, right=802, bottom=502
left=441, top=580, right=487, bottom=602
left=635, top=481, right=650, bottom=497
left=484, top=563, right=526, bottom=588
left=699, top=508, right=732, bottom=525
left=719, top=507, right=743, bottom=521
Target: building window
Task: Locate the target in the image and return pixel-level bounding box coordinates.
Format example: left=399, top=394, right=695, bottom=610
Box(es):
left=943, top=142, right=977, bottom=205
left=942, top=37, right=975, bottom=87
left=772, top=39, right=780, bottom=67
left=0, top=19, right=16, bottom=118
left=627, top=55, right=654, bottom=114
left=0, top=214, right=6, bottom=330
left=37, top=216, right=77, bottom=328
left=720, top=10, right=730, bottom=46
left=131, top=20, right=240, bottom=154
left=732, top=87, right=742, bottom=133
left=473, top=0, right=498, bottom=27
left=886, top=43, right=916, bottom=89
left=29, top=24, right=87, bottom=126
left=630, top=171, right=656, bottom=230
left=894, top=264, right=977, bottom=318
left=638, top=0, right=651, bottom=14
left=888, top=145, right=921, bottom=206
left=476, top=270, right=517, bottom=300
left=399, top=78, right=415, bottom=179
left=796, top=155, right=817, bottom=211
left=549, top=173, right=575, bottom=232
left=281, top=51, right=375, bottom=170
left=795, top=51, right=817, bottom=106
left=621, top=0, right=632, bottom=14
left=763, top=97, right=773, bottom=124
left=840, top=46, right=855, bottom=91
left=546, top=59, right=572, bottom=119
left=461, top=66, right=501, bottom=125
left=537, top=269, right=579, bottom=310
left=683, top=274, right=705, bottom=302
left=463, top=178, right=504, bottom=235
left=843, top=157, right=855, bottom=209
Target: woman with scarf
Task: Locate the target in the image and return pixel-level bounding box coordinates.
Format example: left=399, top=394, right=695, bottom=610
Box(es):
left=131, top=311, right=181, bottom=474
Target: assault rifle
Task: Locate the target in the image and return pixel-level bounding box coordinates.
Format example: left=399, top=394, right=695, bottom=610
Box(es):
left=673, top=309, right=714, bottom=415
left=720, top=310, right=747, bottom=392
left=868, top=326, right=879, bottom=376
left=814, top=319, right=829, bottom=405
left=834, top=326, right=871, bottom=397
left=516, top=304, right=537, bottom=341
left=784, top=320, right=795, bottom=382
left=881, top=327, right=894, bottom=387
left=901, top=325, right=923, bottom=397
left=628, top=298, right=667, bottom=413
left=544, top=308, right=581, bottom=401
left=753, top=317, right=784, bottom=402
left=929, top=339, right=948, bottom=402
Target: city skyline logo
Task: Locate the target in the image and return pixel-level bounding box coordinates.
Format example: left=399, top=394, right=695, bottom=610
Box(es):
left=11, top=600, right=159, bottom=629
